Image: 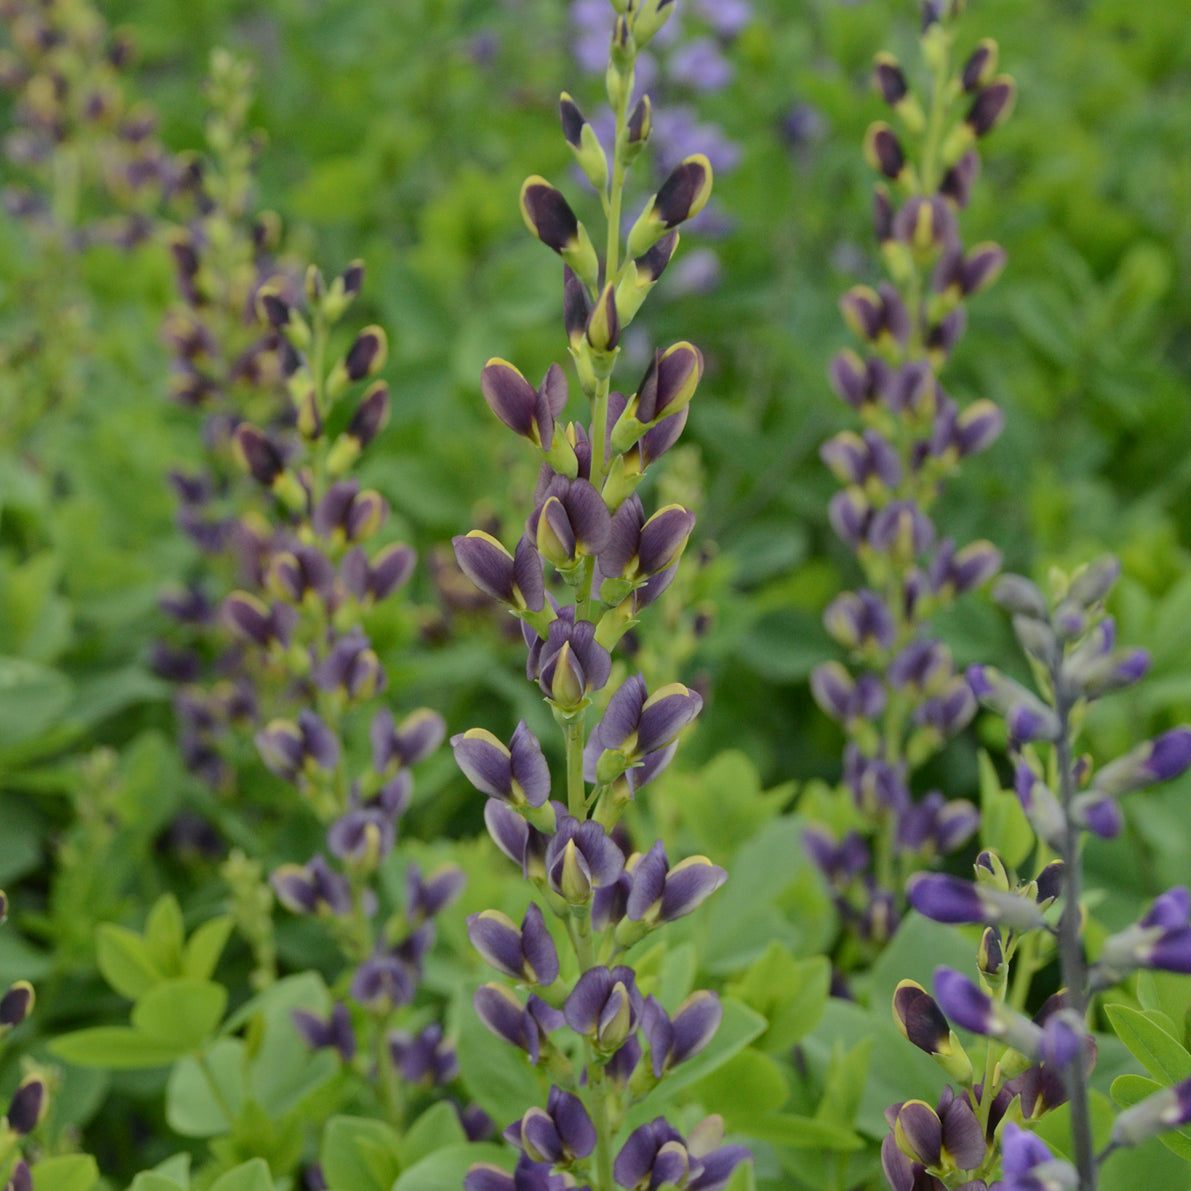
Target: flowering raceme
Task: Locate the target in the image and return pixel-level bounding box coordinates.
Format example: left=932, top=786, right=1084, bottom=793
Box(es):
left=452, top=3, right=745, bottom=1188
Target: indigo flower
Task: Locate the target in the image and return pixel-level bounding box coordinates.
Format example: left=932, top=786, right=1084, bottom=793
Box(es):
left=641, top=991, right=722, bottom=1077
left=502, top=1086, right=597, bottom=1165
left=292, top=1003, right=356, bottom=1061
left=467, top=904, right=561, bottom=985
left=473, top=985, right=564, bottom=1065
left=452, top=721, right=552, bottom=809
left=564, top=964, right=643, bottom=1053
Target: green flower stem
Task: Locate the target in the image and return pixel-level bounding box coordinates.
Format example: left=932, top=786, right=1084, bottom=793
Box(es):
left=587, top=1062, right=617, bottom=1191
left=920, top=31, right=952, bottom=196
left=564, top=715, right=588, bottom=821
left=1053, top=687, right=1097, bottom=1191
left=372, top=1007, right=406, bottom=1130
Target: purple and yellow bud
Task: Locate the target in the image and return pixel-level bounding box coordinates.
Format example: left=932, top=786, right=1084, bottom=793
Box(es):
left=626, top=155, right=713, bottom=257
left=6, top=1076, right=45, bottom=1135
left=257, top=282, right=311, bottom=349
left=624, top=94, right=652, bottom=161
left=0, top=981, right=34, bottom=1029
left=451, top=720, right=550, bottom=808
left=559, top=92, right=608, bottom=191
left=321, top=259, right=365, bottom=321
left=966, top=75, right=1016, bottom=137
left=892, top=981, right=973, bottom=1083
left=864, top=122, right=908, bottom=182
left=519, top=176, right=599, bottom=288
left=452, top=531, right=545, bottom=613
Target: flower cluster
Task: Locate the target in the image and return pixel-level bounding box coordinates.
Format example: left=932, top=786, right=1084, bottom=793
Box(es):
left=152, top=53, right=463, bottom=1130
left=887, top=558, right=1191, bottom=1187
left=568, top=0, right=750, bottom=297
left=805, top=0, right=1012, bottom=969
left=453, top=4, right=746, bottom=1188
left=0, top=0, right=177, bottom=246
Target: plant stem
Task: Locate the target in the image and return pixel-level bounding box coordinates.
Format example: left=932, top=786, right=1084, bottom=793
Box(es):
left=1054, top=687, right=1097, bottom=1191
left=565, top=715, right=587, bottom=820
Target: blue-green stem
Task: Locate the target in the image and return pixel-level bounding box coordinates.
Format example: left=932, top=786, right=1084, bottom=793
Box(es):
left=564, top=715, right=587, bottom=821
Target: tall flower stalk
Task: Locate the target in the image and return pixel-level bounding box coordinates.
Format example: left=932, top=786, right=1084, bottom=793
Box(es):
left=891, top=560, right=1191, bottom=1189
left=452, top=3, right=746, bottom=1189
left=806, top=0, right=1014, bottom=972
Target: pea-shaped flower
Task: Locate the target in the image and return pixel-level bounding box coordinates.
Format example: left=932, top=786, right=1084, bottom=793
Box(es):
left=467, top=903, right=560, bottom=986
left=564, top=964, right=642, bottom=1054
left=526, top=610, right=612, bottom=708
left=502, top=1086, right=596, bottom=1165
left=641, top=991, right=723, bottom=1078
left=452, top=720, right=551, bottom=809
left=624, top=841, right=727, bottom=926
left=544, top=814, right=624, bottom=904
left=473, top=985, right=563, bottom=1065
left=453, top=531, right=545, bottom=614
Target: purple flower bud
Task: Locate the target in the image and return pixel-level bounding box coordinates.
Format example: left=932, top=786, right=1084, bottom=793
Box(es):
left=625, top=841, right=727, bottom=924
left=532, top=615, right=612, bottom=706
left=1091, top=728, right=1191, bottom=798
left=389, top=1022, right=457, bottom=1086
left=564, top=965, right=642, bottom=1053
left=467, top=904, right=559, bottom=985
left=520, top=177, right=580, bottom=253
left=256, top=710, right=340, bottom=782
left=0, top=981, right=34, bottom=1028
left=292, top=1002, right=356, bottom=1061
left=482, top=360, right=568, bottom=450
left=6, top=1078, right=45, bottom=1135
left=223, top=592, right=298, bottom=649
left=873, top=52, right=909, bottom=106
left=633, top=342, right=704, bottom=424
left=810, top=662, right=886, bottom=726
left=868, top=501, right=936, bottom=559
left=825, top=589, right=896, bottom=652
left=503, top=1086, right=596, bottom=1165
left=642, top=991, right=723, bottom=1077
left=453, top=531, right=545, bottom=612
left=271, top=856, right=352, bottom=917
left=473, top=986, right=563, bottom=1065
left=350, top=946, right=417, bottom=1011
left=545, top=815, right=624, bottom=904
left=864, top=122, right=905, bottom=180
left=966, top=77, right=1016, bottom=137
left=452, top=720, right=551, bottom=808
left=933, top=968, right=997, bottom=1036
left=1111, top=1074, right=1191, bottom=1148
left=908, top=874, right=1044, bottom=931
left=406, top=862, right=466, bottom=923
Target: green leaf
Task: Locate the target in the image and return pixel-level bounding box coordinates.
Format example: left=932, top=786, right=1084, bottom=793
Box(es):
left=183, top=916, right=234, bottom=982
left=0, top=655, right=73, bottom=746
left=397, top=1102, right=467, bottom=1169
left=166, top=1039, right=245, bottom=1137
left=129, top=1175, right=186, bottom=1191
left=50, top=1026, right=187, bottom=1069
left=1135, top=971, right=1191, bottom=1047
left=132, top=979, right=227, bottom=1050
left=742, top=1113, right=864, bottom=1150
left=96, top=924, right=165, bottom=1000
left=30, top=1154, right=99, bottom=1191
left=727, top=944, right=829, bottom=1052
left=391, top=1144, right=509, bottom=1191
left=1112, top=1074, right=1191, bottom=1162
left=144, top=894, right=186, bottom=974
left=815, top=1037, right=873, bottom=1130
left=208, top=1159, right=273, bottom=1191
left=320, top=1116, right=402, bottom=1191
left=978, top=750, right=1035, bottom=869
left=1105, top=1005, right=1191, bottom=1084
left=689, top=1048, right=789, bottom=1125
left=151, top=1154, right=191, bottom=1186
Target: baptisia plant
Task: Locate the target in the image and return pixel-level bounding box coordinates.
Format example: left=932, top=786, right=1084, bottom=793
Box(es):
left=154, top=53, right=463, bottom=1130
left=451, top=3, right=747, bottom=1189
left=885, top=559, right=1191, bottom=1190
left=805, top=0, right=1013, bottom=972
